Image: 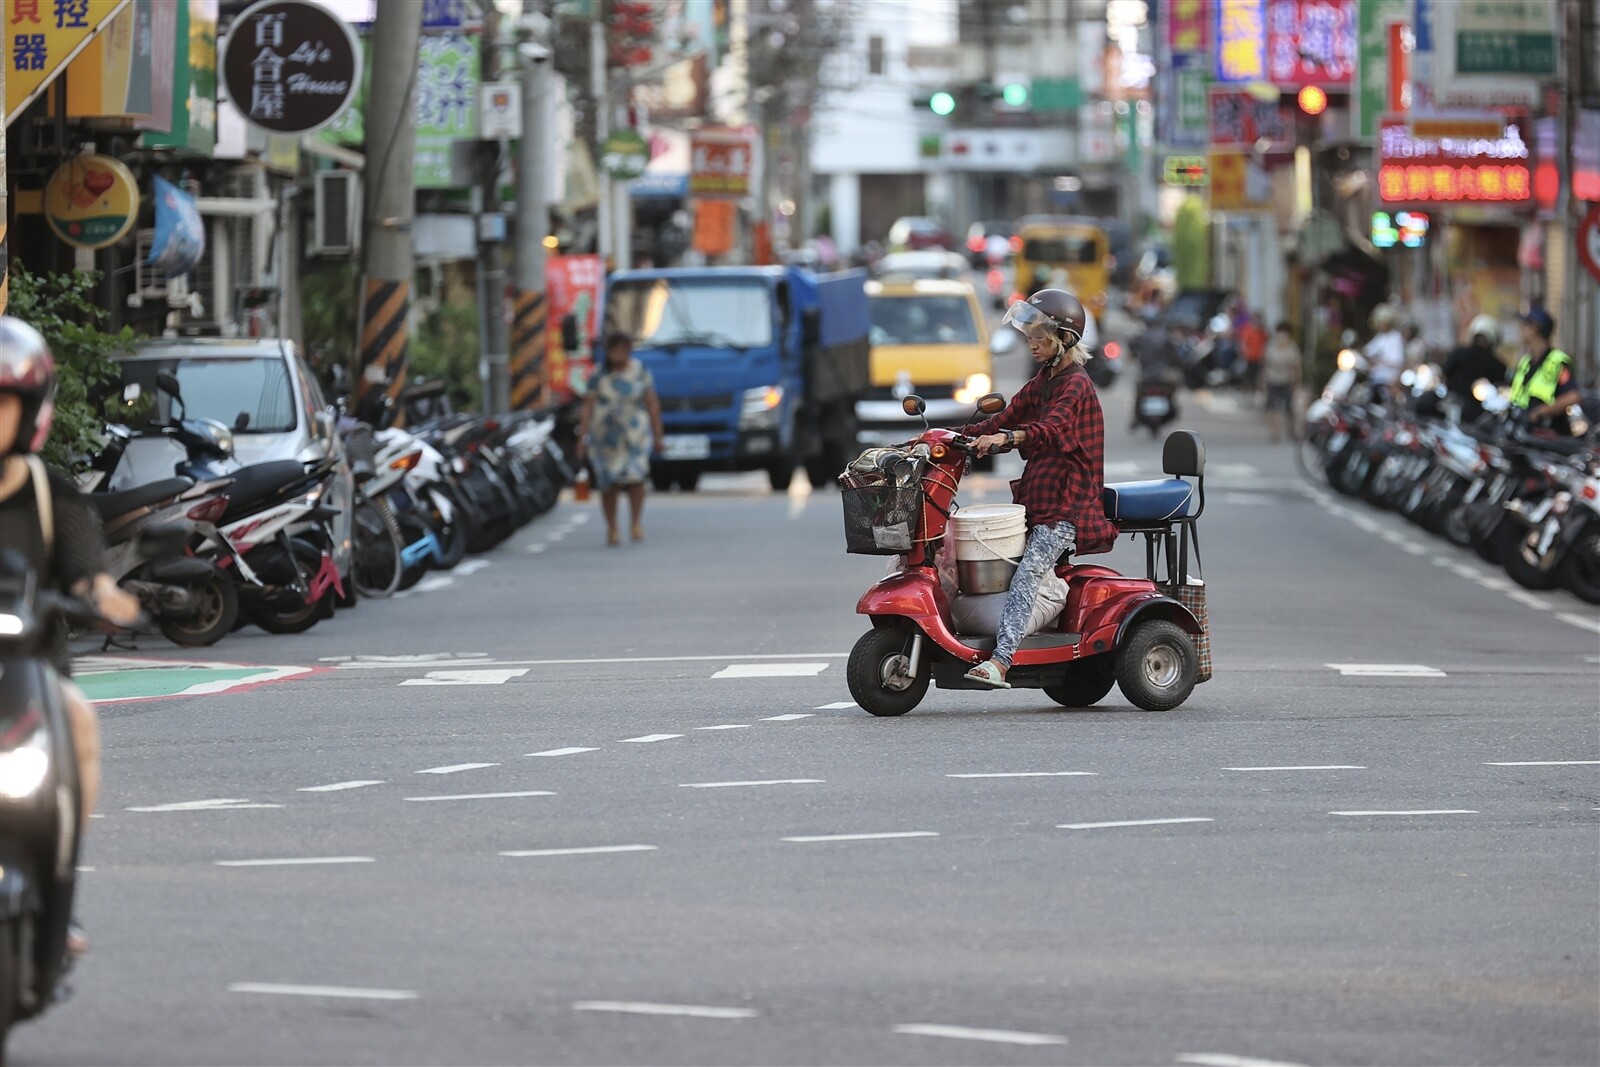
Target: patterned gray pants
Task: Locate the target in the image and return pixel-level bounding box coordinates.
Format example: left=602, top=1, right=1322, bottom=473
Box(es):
left=992, top=521, right=1076, bottom=669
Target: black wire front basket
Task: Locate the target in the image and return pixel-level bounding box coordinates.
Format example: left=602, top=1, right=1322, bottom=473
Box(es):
left=838, top=449, right=927, bottom=555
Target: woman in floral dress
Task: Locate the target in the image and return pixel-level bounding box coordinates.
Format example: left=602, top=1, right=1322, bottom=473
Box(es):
left=577, top=332, right=664, bottom=545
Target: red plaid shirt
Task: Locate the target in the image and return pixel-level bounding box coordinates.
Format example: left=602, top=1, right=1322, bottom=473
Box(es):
left=974, top=365, right=1118, bottom=554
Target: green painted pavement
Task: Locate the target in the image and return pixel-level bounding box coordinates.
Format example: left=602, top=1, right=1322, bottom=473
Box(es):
left=73, top=657, right=315, bottom=704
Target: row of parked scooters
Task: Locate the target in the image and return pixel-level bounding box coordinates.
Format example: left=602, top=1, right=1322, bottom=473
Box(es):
left=1300, top=353, right=1600, bottom=605
left=79, top=374, right=575, bottom=647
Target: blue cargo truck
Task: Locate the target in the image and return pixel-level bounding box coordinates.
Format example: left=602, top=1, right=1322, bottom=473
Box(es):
left=599, top=266, right=872, bottom=491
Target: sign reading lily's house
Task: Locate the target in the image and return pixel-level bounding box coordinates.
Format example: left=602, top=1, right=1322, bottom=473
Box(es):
left=220, top=0, right=359, bottom=135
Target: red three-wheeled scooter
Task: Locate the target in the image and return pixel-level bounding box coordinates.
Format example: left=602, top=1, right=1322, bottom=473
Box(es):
left=842, top=394, right=1209, bottom=715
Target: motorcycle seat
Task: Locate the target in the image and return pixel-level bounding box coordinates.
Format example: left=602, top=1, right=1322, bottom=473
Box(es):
left=90, top=477, right=194, bottom=519
left=219, top=460, right=315, bottom=518
left=1103, top=478, right=1195, bottom=522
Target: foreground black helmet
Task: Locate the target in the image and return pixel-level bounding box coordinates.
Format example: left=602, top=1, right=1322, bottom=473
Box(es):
left=0, top=318, right=56, bottom=455
left=1002, top=289, right=1086, bottom=347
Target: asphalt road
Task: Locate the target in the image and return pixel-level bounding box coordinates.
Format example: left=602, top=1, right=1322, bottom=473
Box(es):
left=21, top=356, right=1599, bottom=1066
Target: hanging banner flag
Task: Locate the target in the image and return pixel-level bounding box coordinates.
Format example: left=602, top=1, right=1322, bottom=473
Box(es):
left=545, top=254, right=604, bottom=400
left=6, top=0, right=131, bottom=125
left=147, top=176, right=205, bottom=278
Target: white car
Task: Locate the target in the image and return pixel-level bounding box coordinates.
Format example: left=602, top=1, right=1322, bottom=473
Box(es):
left=109, top=338, right=356, bottom=591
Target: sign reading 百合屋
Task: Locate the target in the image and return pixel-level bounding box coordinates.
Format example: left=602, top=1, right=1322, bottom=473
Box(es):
left=220, top=0, right=359, bottom=135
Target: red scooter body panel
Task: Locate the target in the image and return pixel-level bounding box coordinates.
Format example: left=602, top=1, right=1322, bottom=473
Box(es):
left=856, top=568, right=979, bottom=662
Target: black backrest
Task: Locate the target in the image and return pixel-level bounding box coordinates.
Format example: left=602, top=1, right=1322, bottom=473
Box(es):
left=1162, top=430, right=1206, bottom=477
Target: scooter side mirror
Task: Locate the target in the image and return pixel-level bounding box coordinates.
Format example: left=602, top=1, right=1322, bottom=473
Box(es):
left=901, top=395, right=927, bottom=417
left=975, top=392, right=1006, bottom=415
left=156, top=371, right=181, bottom=399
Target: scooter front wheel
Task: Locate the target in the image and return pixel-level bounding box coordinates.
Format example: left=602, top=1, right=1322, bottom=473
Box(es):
left=847, top=626, right=929, bottom=717
left=1116, top=620, right=1198, bottom=712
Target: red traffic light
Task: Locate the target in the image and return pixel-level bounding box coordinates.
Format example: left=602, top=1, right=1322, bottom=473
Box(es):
left=1298, top=85, right=1328, bottom=116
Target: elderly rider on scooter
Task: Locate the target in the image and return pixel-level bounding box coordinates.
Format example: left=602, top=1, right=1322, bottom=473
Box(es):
left=961, top=290, right=1119, bottom=689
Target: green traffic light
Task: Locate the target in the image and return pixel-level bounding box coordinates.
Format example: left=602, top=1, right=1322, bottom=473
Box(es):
left=1002, top=83, right=1028, bottom=107
left=929, top=91, right=956, bottom=116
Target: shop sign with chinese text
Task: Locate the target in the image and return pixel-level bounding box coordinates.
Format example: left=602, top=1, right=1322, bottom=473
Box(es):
left=1166, top=0, right=1209, bottom=56
left=1377, top=116, right=1530, bottom=204
left=5, top=0, right=128, bottom=124
left=1208, top=88, right=1291, bottom=150
left=689, top=126, right=756, bottom=199
left=220, top=0, right=359, bottom=135
left=1265, top=0, right=1355, bottom=87
left=1214, top=0, right=1265, bottom=83
left=320, top=32, right=480, bottom=189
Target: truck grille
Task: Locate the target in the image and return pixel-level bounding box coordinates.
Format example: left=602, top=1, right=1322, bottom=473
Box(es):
left=660, top=394, right=733, bottom=413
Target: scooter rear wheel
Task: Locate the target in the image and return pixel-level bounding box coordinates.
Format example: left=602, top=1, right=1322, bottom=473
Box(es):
left=1043, top=655, right=1116, bottom=708
left=157, top=574, right=238, bottom=647
left=847, top=627, right=929, bottom=717
left=1115, top=620, right=1198, bottom=712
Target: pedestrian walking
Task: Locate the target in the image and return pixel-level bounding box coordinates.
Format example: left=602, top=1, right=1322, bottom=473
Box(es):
left=1262, top=323, right=1302, bottom=443
left=1239, top=309, right=1267, bottom=399
left=576, top=332, right=664, bottom=546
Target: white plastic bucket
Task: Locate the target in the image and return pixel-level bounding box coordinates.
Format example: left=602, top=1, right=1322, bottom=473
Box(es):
left=950, top=504, right=1027, bottom=594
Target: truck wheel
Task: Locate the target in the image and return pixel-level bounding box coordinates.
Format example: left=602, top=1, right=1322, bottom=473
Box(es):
left=651, top=469, right=674, bottom=492
left=767, top=458, right=795, bottom=492
left=846, top=627, right=929, bottom=716
left=804, top=455, right=837, bottom=489
left=1115, top=620, right=1197, bottom=711
left=676, top=471, right=700, bottom=492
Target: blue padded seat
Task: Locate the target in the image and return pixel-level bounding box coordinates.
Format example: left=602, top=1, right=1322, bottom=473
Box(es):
left=1103, top=478, right=1195, bottom=522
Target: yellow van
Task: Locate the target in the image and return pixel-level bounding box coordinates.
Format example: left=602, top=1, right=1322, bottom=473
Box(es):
left=1015, top=219, right=1111, bottom=312
left=855, top=278, right=992, bottom=447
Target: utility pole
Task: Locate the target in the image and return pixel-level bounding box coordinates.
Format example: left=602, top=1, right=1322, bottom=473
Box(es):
left=356, top=0, right=422, bottom=416
left=591, top=17, right=610, bottom=267
left=478, top=5, right=511, bottom=414
left=511, top=14, right=552, bottom=410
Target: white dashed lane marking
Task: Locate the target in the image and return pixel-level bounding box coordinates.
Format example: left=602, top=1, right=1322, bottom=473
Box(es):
left=1484, top=760, right=1599, bottom=767
left=618, top=734, right=682, bottom=744
left=782, top=831, right=938, bottom=843
left=815, top=701, right=858, bottom=709
left=1326, top=663, right=1446, bottom=677
left=893, top=1024, right=1068, bottom=1047
left=415, top=763, right=499, bottom=775
left=501, top=845, right=657, bottom=858
left=1059, top=817, right=1213, bottom=830
left=1329, top=809, right=1477, bottom=817
left=127, top=798, right=283, bottom=812
left=229, top=983, right=417, bottom=1001
left=404, top=791, right=555, bottom=802
left=1223, top=765, right=1366, bottom=772
left=762, top=713, right=813, bottom=721
left=572, top=1001, right=756, bottom=1019
left=399, top=669, right=529, bottom=686
left=679, top=779, right=824, bottom=789
left=527, top=747, right=598, bottom=757
left=712, top=663, right=829, bottom=678
left=947, top=771, right=1097, bottom=779
left=694, top=724, right=750, bottom=731
left=216, top=857, right=374, bottom=867
left=298, top=780, right=385, bottom=792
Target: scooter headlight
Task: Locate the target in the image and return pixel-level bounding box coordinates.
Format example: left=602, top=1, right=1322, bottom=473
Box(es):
left=1337, top=348, right=1360, bottom=371
left=0, top=726, right=51, bottom=800
left=0, top=613, right=23, bottom=637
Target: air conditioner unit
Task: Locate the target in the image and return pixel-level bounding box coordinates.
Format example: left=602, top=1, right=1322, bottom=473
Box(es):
left=313, top=170, right=361, bottom=256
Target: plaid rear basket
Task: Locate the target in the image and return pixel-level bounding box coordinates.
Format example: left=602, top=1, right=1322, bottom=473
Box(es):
left=839, top=479, right=923, bottom=555
left=1161, top=579, right=1212, bottom=683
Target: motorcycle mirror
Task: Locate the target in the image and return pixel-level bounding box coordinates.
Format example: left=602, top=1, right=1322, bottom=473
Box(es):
left=156, top=371, right=181, bottom=399
left=122, top=383, right=141, bottom=404
left=975, top=392, right=1006, bottom=415
left=901, top=395, right=926, bottom=417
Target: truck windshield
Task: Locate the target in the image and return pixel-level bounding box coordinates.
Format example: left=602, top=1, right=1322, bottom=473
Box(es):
left=607, top=278, right=773, bottom=349
left=1023, top=236, right=1100, bottom=264
left=121, top=356, right=298, bottom=434
left=869, top=295, right=978, bottom=346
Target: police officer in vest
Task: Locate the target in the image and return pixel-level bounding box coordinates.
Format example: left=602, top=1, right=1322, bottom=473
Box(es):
left=1510, top=307, right=1581, bottom=435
